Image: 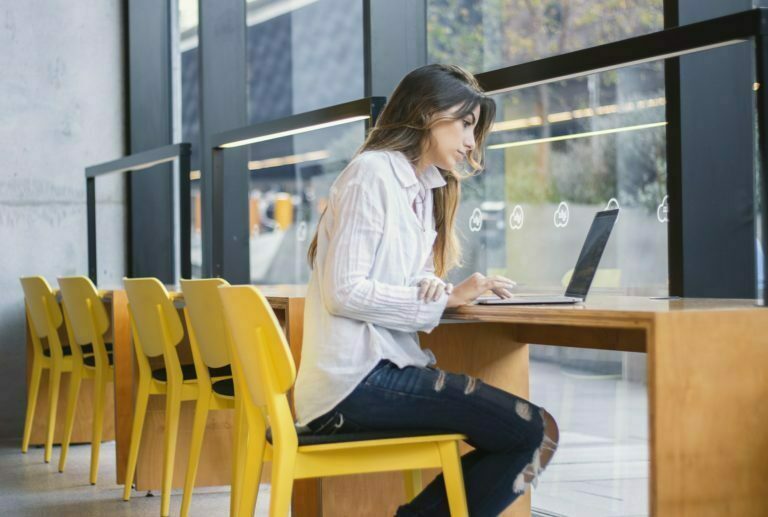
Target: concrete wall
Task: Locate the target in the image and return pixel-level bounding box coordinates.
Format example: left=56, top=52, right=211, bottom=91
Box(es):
left=0, top=1, right=126, bottom=439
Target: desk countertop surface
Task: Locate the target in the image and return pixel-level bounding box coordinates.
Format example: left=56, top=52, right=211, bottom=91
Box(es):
left=95, top=284, right=764, bottom=329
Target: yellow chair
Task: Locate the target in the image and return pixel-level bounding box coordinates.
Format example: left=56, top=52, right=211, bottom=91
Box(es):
left=123, top=277, right=204, bottom=517
left=56, top=276, right=114, bottom=482
left=273, top=193, right=293, bottom=230
left=20, top=276, right=74, bottom=464
left=218, top=285, right=470, bottom=517
left=178, top=278, right=240, bottom=517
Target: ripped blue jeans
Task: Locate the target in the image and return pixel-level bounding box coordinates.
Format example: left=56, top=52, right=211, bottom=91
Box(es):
left=305, top=360, right=556, bottom=516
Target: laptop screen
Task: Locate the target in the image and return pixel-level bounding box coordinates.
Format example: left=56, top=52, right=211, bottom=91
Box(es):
left=564, top=209, right=619, bottom=300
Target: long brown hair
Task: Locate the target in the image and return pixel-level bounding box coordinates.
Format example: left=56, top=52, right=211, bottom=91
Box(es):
left=308, top=64, right=496, bottom=276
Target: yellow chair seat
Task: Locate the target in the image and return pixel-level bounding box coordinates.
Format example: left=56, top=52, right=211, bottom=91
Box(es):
left=150, top=363, right=232, bottom=383
left=298, top=432, right=466, bottom=452
left=82, top=342, right=113, bottom=355
left=211, top=377, right=234, bottom=398
left=83, top=353, right=113, bottom=368
left=42, top=345, right=72, bottom=357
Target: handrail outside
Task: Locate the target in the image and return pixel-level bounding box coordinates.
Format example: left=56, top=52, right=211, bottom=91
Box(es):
left=207, top=97, right=386, bottom=280
left=85, top=143, right=191, bottom=284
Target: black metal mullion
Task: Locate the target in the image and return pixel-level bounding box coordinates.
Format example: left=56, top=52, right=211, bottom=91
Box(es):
left=178, top=144, right=192, bottom=280
left=211, top=147, right=224, bottom=278
left=85, top=144, right=191, bottom=285
left=476, top=9, right=763, bottom=94
left=755, top=34, right=768, bottom=304
left=86, top=178, right=97, bottom=283
left=665, top=0, right=683, bottom=296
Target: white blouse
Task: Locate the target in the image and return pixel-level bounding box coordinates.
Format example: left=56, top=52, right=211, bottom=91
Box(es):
left=293, top=150, right=449, bottom=425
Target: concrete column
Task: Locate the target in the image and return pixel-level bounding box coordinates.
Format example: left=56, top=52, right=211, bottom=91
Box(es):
left=0, top=0, right=126, bottom=438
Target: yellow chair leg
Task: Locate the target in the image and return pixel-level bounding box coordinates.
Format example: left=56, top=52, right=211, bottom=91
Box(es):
left=22, top=362, right=43, bottom=453
left=58, top=368, right=83, bottom=472
left=268, top=447, right=295, bottom=517
left=231, top=398, right=246, bottom=517
left=161, top=386, right=182, bottom=517
left=123, top=379, right=150, bottom=501
left=437, top=441, right=468, bottom=517
left=89, top=370, right=107, bottom=484
left=403, top=469, right=423, bottom=502
left=180, top=397, right=211, bottom=517
left=239, top=423, right=267, bottom=517
left=44, top=365, right=62, bottom=464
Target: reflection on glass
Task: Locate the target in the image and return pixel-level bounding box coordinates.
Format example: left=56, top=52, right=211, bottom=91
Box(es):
left=247, top=120, right=367, bottom=284
left=182, top=0, right=364, bottom=278
left=529, top=348, right=649, bottom=517
left=449, top=62, right=668, bottom=298
left=427, top=0, right=663, bottom=73
left=246, top=0, right=364, bottom=123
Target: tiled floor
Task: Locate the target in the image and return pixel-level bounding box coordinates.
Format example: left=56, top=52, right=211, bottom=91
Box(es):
left=0, top=439, right=270, bottom=517
left=0, top=356, right=649, bottom=516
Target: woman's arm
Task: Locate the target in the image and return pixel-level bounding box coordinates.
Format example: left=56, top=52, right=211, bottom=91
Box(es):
left=321, top=180, right=447, bottom=333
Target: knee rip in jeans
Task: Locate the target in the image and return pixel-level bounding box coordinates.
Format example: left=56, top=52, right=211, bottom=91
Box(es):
left=512, top=408, right=559, bottom=494
left=463, top=375, right=479, bottom=395
left=433, top=369, right=447, bottom=392
left=515, top=400, right=532, bottom=421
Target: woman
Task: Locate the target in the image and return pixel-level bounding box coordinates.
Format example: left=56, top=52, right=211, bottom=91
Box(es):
left=294, top=63, right=559, bottom=516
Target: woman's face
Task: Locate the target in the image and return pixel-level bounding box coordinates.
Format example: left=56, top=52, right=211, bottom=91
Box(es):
left=423, top=103, right=481, bottom=171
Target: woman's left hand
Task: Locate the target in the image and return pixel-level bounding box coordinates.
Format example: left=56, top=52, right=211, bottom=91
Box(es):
left=417, top=278, right=453, bottom=302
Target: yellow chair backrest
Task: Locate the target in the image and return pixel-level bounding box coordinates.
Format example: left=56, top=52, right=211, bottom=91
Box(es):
left=57, top=276, right=109, bottom=346
left=218, top=285, right=296, bottom=441
left=123, top=278, right=184, bottom=358
left=20, top=276, right=62, bottom=339
left=180, top=278, right=230, bottom=369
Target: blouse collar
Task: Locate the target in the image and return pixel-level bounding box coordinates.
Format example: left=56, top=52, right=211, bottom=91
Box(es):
left=388, top=151, right=448, bottom=191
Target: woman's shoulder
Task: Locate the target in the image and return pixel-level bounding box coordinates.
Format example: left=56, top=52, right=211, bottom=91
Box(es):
left=336, top=150, right=397, bottom=189
left=348, top=150, right=395, bottom=176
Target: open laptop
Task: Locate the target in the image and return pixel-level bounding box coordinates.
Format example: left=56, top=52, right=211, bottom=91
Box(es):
left=477, top=208, right=619, bottom=305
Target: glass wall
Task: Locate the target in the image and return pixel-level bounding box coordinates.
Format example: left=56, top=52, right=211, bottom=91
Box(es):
left=244, top=120, right=367, bottom=284
left=428, top=1, right=668, bottom=296
left=242, top=0, right=365, bottom=284
left=427, top=3, right=665, bottom=515
left=179, top=0, right=365, bottom=280
left=245, top=0, right=364, bottom=123
left=428, top=0, right=664, bottom=73
left=451, top=62, right=668, bottom=297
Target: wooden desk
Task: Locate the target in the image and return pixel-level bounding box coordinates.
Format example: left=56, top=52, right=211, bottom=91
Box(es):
left=443, top=297, right=768, bottom=517
left=106, top=288, right=768, bottom=516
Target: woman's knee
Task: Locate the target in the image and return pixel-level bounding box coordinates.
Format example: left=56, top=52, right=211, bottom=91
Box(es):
left=491, top=401, right=552, bottom=454
left=539, top=408, right=559, bottom=469
left=541, top=409, right=559, bottom=444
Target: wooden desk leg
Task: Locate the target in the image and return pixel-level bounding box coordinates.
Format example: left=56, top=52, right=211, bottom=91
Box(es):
left=112, top=290, right=132, bottom=485
left=650, top=311, right=768, bottom=517
left=319, top=322, right=531, bottom=517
